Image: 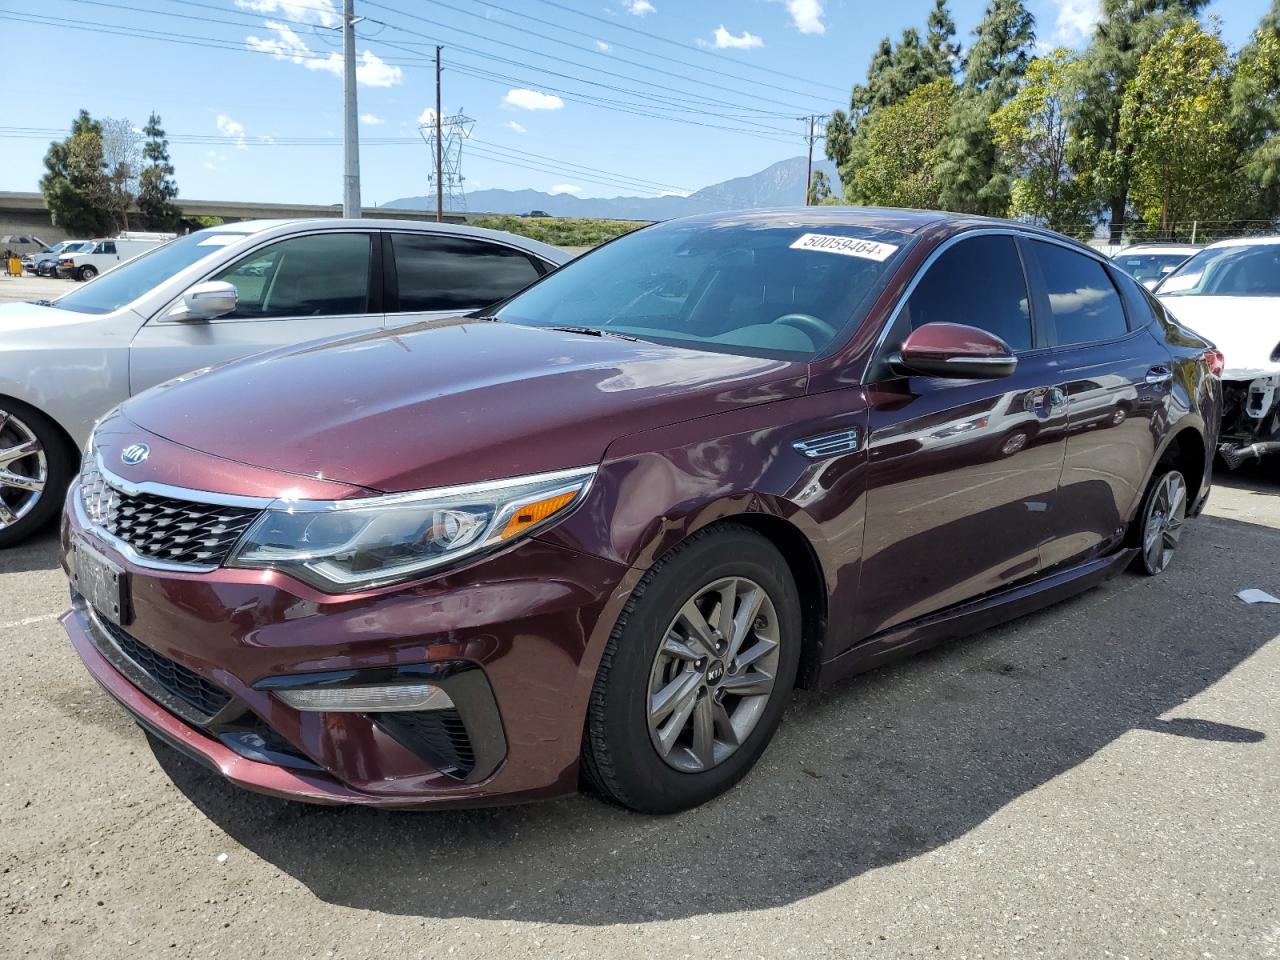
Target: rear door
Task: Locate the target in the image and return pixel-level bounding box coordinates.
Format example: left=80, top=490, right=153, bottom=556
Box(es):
left=128, top=230, right=382, bottom=393
left=856, top=232, right=1069, bottom=638
left=1020, top=238, right=1173, bottom=568
left=383, top=231, right=549, bottom=326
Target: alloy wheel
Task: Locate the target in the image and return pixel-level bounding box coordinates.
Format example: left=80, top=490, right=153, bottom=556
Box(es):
left=1141, top=470, right=1186, bottom=574
left=0, top=409, right=48, bottom=531
left=646, top=576, right=781, bottom=773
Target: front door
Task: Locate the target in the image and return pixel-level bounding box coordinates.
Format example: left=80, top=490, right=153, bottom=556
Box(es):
left=129, top=231, right=381, bottom=394
left=855, top=233, right=1068, bottom=639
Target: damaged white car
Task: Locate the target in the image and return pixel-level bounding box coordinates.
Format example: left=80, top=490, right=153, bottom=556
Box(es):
left=1157, top=236, right=1280, bottom=469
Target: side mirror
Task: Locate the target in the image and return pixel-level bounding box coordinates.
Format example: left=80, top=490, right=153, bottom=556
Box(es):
left=168, top=280, right=238, bottom=322
left=891, top=321, right=1017, bottom=379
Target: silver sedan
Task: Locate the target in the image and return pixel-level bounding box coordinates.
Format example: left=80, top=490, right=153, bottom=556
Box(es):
left=0, top=218, right=567, bottom=546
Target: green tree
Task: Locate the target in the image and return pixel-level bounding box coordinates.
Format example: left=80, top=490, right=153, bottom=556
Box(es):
left=926, top=0, right=961, bottom=77
left=843, top=79, right=958, bottom=208
left=39, top=110, right=112, bottom=236
left=808, top=169, right=834, bottom=205
left=101, top=117, right=142, bottom=231
left=138, top=112, right=181, bottom=230
left=934, top=0, right=1037, bottom=215
left=992, top=48, right=1095, bottom=231
left=1231, top=5, right=1280, bottom=204
left=1118, top=21, right=1237, bottom=235
left=1075, top=0, right=1211, bottom=241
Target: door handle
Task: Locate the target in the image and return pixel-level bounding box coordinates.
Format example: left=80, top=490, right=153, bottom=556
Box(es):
left=1146, top=366, right=1173, bottom=385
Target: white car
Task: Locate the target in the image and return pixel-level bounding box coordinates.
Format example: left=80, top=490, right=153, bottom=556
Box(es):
left=1112, top=243, right=1200, bottom=290
left=1155, top=236, right=1280, bottom=467
left=0, top=218, right=567, bottom=545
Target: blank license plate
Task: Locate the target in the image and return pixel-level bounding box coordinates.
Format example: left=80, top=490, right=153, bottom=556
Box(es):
left=72, top=538, right=129, bottom=626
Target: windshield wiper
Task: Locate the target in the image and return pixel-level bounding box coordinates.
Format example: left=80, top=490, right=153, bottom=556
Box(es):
left=27, top=299, right=58, bottom=308
left=547, top=324, right=640, bottom=342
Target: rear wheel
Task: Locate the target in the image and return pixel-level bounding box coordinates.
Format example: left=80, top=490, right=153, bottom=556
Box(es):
left=582, top=525, right=801, bottom=813
left=1133, top=468, right=1187, bottom=575
left=0, top=401, right=73, bottom=548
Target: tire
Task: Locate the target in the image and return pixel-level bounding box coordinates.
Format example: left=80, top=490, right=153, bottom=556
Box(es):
left=0, top=399, right=75, bottom=549
left=582, top=524, right=802, bottom=813
left=1130, top=467, right=1187, bottom=576
left=77, top=265, right=97, bottom=282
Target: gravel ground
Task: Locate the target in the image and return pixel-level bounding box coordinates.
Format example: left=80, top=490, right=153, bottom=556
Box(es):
left=0, top=282, right=1276, bottom=957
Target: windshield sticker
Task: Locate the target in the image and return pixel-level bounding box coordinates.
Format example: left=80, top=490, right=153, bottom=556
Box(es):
left=790, top=233, right=899, bottom=261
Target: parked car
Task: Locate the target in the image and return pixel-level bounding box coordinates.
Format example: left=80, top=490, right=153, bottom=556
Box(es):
left=57, top=209, right=1221, bottom=813
left=1112, top=242, right=1200, bottom=289
left=56, top=232, right=176, bottom=281
left=23, top=239, right=90, bottom=276
left=1155, top=235, right=1280, bottom=467
left=0, top=218, right=567, bottom=546
left=1, top=234, right=50, bottom=256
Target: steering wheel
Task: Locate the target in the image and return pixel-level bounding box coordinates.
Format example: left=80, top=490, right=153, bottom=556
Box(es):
left=774, top=312, right=836, bottom=343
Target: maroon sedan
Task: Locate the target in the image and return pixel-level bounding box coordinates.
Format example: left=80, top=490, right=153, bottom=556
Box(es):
left=60, top=210, right=1222, bottom=813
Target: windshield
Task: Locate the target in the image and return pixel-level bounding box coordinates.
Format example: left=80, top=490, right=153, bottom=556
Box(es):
left=1158, top=243, right=1280, bottom=297
left=53, top=231, right=250, bottom=314
left=494, top=218, right=911, bottom=359
left=1114, top=252, right=1191, bottom=286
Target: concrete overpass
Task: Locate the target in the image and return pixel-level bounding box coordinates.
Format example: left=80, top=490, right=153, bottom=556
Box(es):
left=0, top=191, right=468, bottom=244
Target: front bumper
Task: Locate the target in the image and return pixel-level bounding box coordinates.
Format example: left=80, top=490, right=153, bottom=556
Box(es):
left=61, top=484, right=633, bottom=808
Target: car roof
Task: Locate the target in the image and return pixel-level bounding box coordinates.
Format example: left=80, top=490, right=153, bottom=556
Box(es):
left=1115, top=243, right=1201, bottom=254
left=196, top=217, right=566, bottom=262
left=1204, top=234, right=1280, bottom=249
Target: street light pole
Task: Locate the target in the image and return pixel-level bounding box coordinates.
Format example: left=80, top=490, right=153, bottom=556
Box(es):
left=342, top=0, right=362, bottom=218
left=435, top=45, right=444, bottom=222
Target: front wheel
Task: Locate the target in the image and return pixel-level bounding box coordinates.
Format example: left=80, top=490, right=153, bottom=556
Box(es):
left=77, top=265, right=97, bottom=282
left=1133, top=468, right=1187, bottom=575
left=0, top=400, right=73, bottom=548
left=582, top=524, right=801, bottom=813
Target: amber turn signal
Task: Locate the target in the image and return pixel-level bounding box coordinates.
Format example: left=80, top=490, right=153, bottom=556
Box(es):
left=500, top=491, right=578, bottom=540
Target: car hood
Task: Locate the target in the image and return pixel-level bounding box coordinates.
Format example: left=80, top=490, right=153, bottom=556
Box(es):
left=121, top=318, right=806, bottom=493
left=1157, top=295, right=1280, bottom=379
left=0, top=300, right=138, bottom=342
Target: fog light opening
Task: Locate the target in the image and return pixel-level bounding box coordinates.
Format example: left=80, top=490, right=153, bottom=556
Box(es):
left=274, top=682, right=456, bottom=713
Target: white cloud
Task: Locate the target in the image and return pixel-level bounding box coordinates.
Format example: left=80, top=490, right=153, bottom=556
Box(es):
left=215, top=114, right=248, bottom=149
left=784, top=0, right=825, bottom=35
left=1051, top=0, right=1101, bottom=45
left=595, top=39, right=611, bottom=52
left=202, top=149, right=228, bottom=170
left=502, top=88, right=565, bottom=111
left=624, top=0, right=655, bottom=15
left=245, top=22, right=402, bottom=86
left=712, top=26, right=764, bottom=50
left=359, top=113, right=384, bottom=125
left=550, top=184, right=582, bottom=194
left=235, top=0, right=338, bottom=27
left=506, top=120, right=527, bottom=134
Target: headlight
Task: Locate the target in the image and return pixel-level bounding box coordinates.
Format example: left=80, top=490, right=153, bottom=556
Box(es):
left=225, top=466, right=596, bottom=592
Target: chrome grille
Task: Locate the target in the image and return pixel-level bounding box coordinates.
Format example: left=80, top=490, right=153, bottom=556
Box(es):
left=79, top=455, right=261, bottom=567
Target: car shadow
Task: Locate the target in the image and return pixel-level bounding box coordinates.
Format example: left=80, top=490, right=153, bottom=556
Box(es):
left=0, top=528, right=62, bottom=574
left=151, top=513, right=1276, bottom=925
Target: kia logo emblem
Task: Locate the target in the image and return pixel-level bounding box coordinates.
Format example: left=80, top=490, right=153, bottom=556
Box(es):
left=120, top=443, right=151, bottom=466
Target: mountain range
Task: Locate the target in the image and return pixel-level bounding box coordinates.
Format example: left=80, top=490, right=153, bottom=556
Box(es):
left=383, top=156, right=840, bottom=221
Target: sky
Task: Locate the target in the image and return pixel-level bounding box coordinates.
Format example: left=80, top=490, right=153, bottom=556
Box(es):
left=0, top=0, right=1273, bottom=206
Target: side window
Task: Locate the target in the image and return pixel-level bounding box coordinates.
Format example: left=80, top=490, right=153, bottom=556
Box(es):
left=1112, top=267, right=1158, bottom=329
left=390, top=233, right=543, bottom=312
left=101, top=241, right=116, bottom=255
left=1027, top=241, right=1128, bottom=345
left=903, top=235, right=1032, bottom=351
left=212, top=232, right=372, bottom=319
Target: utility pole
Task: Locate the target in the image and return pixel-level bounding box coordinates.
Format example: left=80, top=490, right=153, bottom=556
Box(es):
left=802, top=114, right=825, bottom=205
left=341, top=0, right=362, bottom=217
left=435, top=46, right=444, bottom=222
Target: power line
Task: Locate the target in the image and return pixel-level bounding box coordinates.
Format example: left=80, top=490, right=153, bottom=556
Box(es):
left=525, top=0, right=849, bottom=96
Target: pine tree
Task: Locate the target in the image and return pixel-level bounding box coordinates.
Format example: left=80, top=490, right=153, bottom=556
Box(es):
left=934, top=0, right=1036, bottom=215
left=926, top=0, right=961, bottom=77
left=138, top=112, right=181, bottom=231
left=39, top=110, right=112, bottom=236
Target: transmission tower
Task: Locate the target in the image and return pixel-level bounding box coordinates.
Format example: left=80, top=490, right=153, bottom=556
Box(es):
left=419, top=111, right=474, bottom=214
